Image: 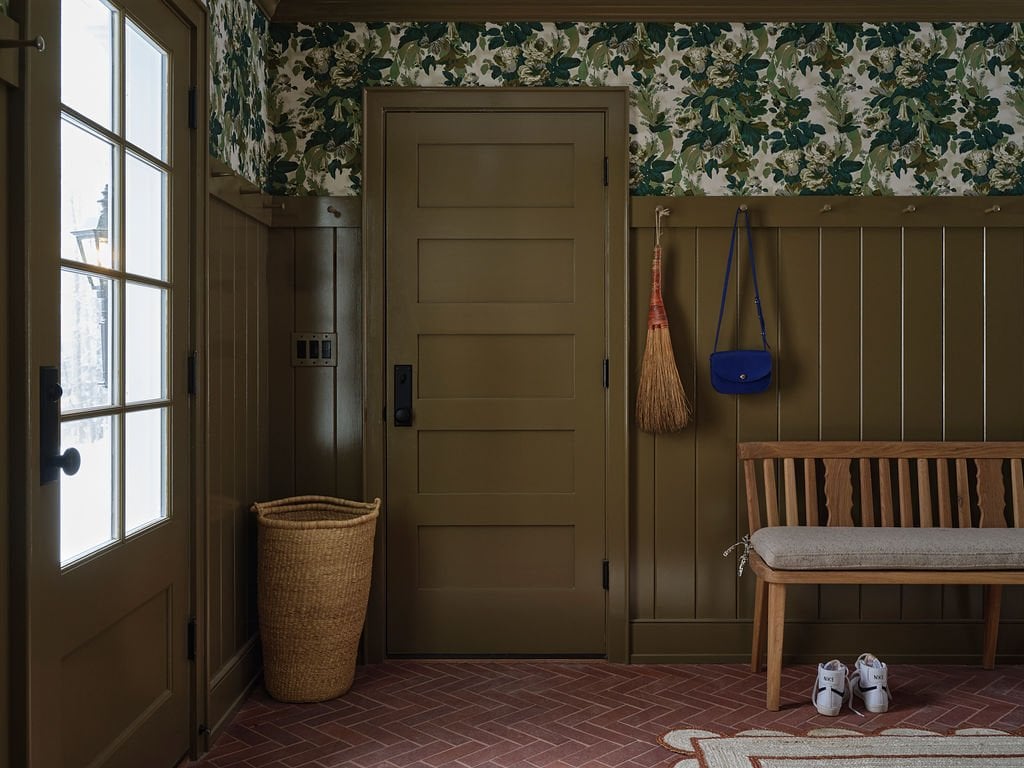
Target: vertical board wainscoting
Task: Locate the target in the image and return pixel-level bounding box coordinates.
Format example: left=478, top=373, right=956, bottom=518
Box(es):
left=206, top=187, right=270, bottom=735
left=262, top=194, right=1023, bottom=663
left=629, top=197, right=1024, bottom=663
left=266, top=198, right=363, bottom=503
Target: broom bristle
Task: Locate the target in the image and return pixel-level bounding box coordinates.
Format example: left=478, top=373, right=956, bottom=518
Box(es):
left=636, top=326, right=691, bottom=434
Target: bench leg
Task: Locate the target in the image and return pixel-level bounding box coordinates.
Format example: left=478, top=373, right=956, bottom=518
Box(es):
left=751, top=576, right=768, bottom=673
left=983, top=585, right=1002, bottom=670
left=766, top=582, right=786, bottom=711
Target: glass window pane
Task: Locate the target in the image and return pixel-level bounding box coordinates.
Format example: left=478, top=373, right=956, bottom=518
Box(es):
left=125, top=408, right=167, bottom=534
left=61, top=415, right=117, bottom=565
left=61, top=119, right=116, bottom=270
left=126, top=21, right=168, bottom=161
left=126, top=154, right=167, bottom=280
left=61, top=0, right=116, bottom=130
left=61, top=269, right=116, bottom=411
left=125, top=283, right=167, bottom=403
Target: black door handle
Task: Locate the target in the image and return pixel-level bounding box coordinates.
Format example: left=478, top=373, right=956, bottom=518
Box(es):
left=394, top=364, right=412, bottom=427
left=40, top=366, right=81, bottom=484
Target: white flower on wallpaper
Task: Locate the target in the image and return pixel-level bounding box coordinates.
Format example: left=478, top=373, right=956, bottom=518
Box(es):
left=208, top=18, right=1024, bottom=196
left=209, top=0, right=271, bottom=186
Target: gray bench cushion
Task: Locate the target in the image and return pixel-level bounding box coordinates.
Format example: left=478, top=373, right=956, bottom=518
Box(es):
left=750, top=527, right=1024, bottom=570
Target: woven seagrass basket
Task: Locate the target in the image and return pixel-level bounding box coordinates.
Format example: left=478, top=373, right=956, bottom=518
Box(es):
left=253, top=495, right=380, bottom=703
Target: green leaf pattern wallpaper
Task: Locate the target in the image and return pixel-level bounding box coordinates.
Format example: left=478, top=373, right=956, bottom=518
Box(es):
left=210, top=0, right=271, bottom=185
left=209, top=16, right=1024, bottom=196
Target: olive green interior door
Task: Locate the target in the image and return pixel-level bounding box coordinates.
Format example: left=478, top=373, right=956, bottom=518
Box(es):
left=385, top=110, right=608, bottom=654
left=23, top=0, right=194, bottom=765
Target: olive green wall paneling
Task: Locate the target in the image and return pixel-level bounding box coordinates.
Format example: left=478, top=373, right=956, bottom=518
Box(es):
left=630, top=228, right=656, bottom=620
left=206, top=198, right=267, bottom=730
left=943, top=229, right=986, bottom=440
left=818, top=228, right=862, bottom=621
left=695, top=226, right=739, bottom=619
left=293, top=229, right=337, bottom=494
left=208, top=203, right=225, bottom=671
left=266, top=221, right=363, bottom=504
left=334, top=227, right=363, bottom=501
left=775, top=228, right=820, bottom=621
left=734, top=224, right=779, bottom=620
left=0, top=82, right=9, bottom=764
left=267, top=229, right=296, bottom=499
left=653, top=227, right=697, bottom=620
left=859, top=228, right=903, bottom=622
left=984, top=226, right=1024, bottom=440
left=901, top=227, right=945, bottom=621
left=985, top=227, right=1024, bottom=620
left=942, top=228, right=986, bottom=621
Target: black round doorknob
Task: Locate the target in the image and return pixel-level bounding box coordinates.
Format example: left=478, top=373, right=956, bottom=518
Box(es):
left=54, top=447, right=81, bottom=477
left=395, top=408, right=411, bottom=423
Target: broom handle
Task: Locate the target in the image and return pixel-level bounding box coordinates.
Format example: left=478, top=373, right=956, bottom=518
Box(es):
left=647, top=246, right=669, bottom=329
left=713, top=207, right=770, bottom=352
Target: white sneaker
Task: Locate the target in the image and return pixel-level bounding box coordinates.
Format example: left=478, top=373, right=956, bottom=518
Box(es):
left=851, top=653, right=891, bottom=713
left=812, top=660, right=850, bottom=716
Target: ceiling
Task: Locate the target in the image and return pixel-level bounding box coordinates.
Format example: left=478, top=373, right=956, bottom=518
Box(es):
left=267, top=0, right=1024, bottom=23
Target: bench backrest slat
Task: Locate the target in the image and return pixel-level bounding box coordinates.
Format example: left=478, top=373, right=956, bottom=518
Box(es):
left=763, top=458, right=780, bottom=527
left=739, top=442, right=1024, bottom=533
left=783, top=458, right=799, bottom=526
left=956, top=459, right=971, bottom=528
left=898, top=459, right=914, bottom=528
left=916, top=459, right=933, bottom=527
left=744, top=458, right=762, bottom=533
left=859, top=458, right=874, bottom=527
left=1013, top=459, right=1024, bottom=529
left=936, top=459, right=953, bottom=528
left=804, top=458, right=819, bottom=526
left=977, top=459, right=1008, bottom=529
left=823, top=458, right=854, bottom=527
left=879, top=459, right=894, bottom=527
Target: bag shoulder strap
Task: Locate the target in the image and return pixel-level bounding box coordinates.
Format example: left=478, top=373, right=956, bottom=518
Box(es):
left=713, top=206, right=770, bottom=353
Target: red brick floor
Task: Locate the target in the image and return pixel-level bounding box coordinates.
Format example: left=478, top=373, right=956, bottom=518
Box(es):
left=194, top=660, right=1024, bottom=767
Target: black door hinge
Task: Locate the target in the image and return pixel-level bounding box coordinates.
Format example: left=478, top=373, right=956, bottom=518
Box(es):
left=603, top=156, right=608, bottom=187
left=602, top=560, right=610, bottom=590
left=602, top=358, right=609, bottom=389
left=187, top=617, right=197, bottom=661
left=188, top=86, right=197, bottom=130
left=187, top=352, right=197, bottom=396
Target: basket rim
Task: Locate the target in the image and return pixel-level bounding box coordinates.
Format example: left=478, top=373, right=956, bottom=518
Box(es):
left=252, top=495, right=381, bottom=529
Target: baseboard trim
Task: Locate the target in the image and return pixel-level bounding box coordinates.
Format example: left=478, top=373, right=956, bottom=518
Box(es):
left=207, top=635, right=262, bottom=744
left=630, top=619, right=1024, bottom=664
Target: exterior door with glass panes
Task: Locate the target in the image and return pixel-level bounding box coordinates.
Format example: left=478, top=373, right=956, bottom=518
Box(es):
left=23, top=0, right=195, bottom=764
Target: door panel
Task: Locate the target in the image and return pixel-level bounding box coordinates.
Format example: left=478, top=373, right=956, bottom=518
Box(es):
left=23, top=0, right=195, bottom=765
left=385, top=111, right=607, bottom=655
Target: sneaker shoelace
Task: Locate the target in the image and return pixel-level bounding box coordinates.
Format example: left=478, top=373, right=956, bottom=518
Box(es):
left=813, top=663, right=862, bottom=717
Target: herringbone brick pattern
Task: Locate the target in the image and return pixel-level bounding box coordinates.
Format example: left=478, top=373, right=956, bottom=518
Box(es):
left=195, top=661, right=1024, bottom=767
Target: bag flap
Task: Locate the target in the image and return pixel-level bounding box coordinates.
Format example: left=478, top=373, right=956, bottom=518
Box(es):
left=710, top=350, right=772, bottom=382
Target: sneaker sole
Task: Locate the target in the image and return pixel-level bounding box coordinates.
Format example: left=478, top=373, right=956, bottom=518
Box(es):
left=814, top=704, right=844, bottom=716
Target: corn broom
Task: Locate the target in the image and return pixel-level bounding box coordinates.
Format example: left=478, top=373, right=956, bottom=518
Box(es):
left=636, top=207, right=691, bottom=434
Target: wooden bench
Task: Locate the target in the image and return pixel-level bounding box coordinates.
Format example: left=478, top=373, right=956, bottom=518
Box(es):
left=738, top=441, right=1024, bottom=711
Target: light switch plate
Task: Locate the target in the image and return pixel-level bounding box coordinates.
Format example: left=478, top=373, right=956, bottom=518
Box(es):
left=292, top=332, right=337, bottom=367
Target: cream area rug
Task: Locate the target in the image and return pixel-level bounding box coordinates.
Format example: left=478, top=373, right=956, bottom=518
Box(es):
left=659, top=727, right=1024, bottom=767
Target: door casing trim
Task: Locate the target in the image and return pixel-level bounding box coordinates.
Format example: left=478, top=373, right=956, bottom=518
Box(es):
left=361, top=87, right=630, bottom=662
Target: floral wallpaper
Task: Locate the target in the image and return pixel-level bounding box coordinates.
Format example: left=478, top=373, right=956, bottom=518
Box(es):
left=264, top=21, right=1024, bottom=196
left=209, top=0, right=271, bottom=185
